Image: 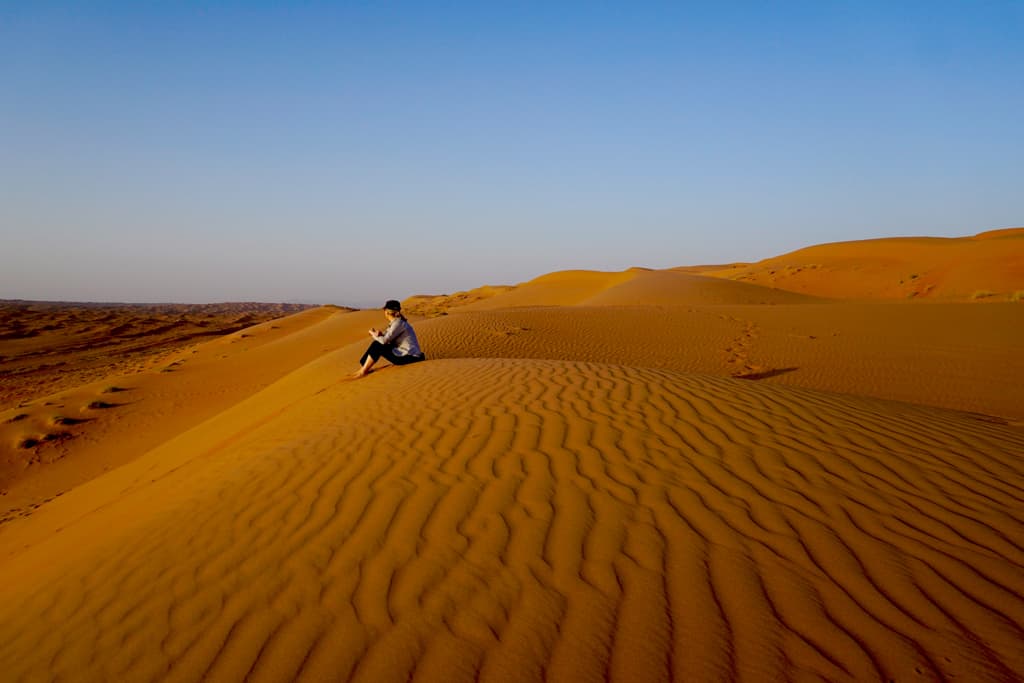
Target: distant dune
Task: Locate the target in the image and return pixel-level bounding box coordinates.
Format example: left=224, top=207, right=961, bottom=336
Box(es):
left=0, top=229, right=1022, bottom=682
left=0, top=306, right=365, bottom=518
left=702, top=227, right=1024, bottom=301
left=403, top=285, right=515, bottom=317
left=407, top=228, right=1024, bottom=313
left=0, top=301, right=317, bottom=410
left=404, top=268, right=819, bottom=317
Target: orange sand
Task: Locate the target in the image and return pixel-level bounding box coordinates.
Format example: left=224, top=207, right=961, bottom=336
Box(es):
left=0, top=307, right=373, bottom=518
left=703, top=227, right=1024, bottom=301
left=0, top=301, right=314, bottom=410
left=0, top=231, right=1022, bottom=682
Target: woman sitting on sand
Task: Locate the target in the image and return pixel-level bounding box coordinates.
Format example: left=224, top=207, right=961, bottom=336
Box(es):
left=353, top=300, right=425, bottom=378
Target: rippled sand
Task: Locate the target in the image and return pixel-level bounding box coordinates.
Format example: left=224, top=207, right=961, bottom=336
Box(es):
left=1, top=358, right=1022, bottom=681
left=1, top=231, right=1022, bottom=682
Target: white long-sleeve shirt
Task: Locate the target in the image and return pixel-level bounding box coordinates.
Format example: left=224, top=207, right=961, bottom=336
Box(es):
left=373, top=316, right=423, bottom=357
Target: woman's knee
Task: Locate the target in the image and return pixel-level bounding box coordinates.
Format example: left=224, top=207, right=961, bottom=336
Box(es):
left=365, top=341, right=387, bottom=360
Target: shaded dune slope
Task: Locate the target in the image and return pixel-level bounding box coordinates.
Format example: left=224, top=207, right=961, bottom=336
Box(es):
left=1, top=359, right=1022, bottom=682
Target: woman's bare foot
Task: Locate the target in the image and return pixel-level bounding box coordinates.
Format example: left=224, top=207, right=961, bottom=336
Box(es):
left=352, top=367, right=372, bottom=379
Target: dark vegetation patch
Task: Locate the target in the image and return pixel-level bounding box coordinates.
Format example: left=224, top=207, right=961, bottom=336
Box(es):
left=43, top=431, right=72, bottom=443
left=52, top=416, right=90, bottom=426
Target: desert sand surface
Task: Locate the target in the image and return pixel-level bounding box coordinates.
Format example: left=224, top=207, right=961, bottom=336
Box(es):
left=421, top=303, right=1023, bottom=421
left=1, top=230, right=1022, bottom=682
left=0, top=305, right=371, bottom=520
left=702, top=227, right=1024, bottom=301
left=0, top=301, right=314, bottom=411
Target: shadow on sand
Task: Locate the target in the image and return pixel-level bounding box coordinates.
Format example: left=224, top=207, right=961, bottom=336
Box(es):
left=734, top=367, right=799, bottom=381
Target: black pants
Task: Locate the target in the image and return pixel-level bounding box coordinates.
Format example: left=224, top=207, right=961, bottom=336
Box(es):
left=360, top=341, right=426, bottom=366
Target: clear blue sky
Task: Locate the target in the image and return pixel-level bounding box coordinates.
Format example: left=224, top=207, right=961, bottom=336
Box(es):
left=2, top=1, right=1021, bottom=306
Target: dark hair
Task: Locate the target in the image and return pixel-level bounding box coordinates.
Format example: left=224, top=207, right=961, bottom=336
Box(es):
left=383, top=299, right=401, bottom=312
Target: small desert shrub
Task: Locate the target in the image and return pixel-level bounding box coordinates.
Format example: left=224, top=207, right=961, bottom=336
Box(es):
left=1011, top=290, right=1024, bottom=302
left=972, top=290, right=995, bottom=300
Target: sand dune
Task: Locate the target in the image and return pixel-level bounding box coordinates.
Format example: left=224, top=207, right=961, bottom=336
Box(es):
left=407, top=227, right=1024, bottom=314
left=705, top=228, right=1024, bottom=301
left=457, top=269, right=646, bottom=310
left=1, top=229, right=1022, bottom=682
left=578, top=270, right=822, bottom=306
left=0, top=301, right=314, bottom=410
left=403, top=285, right=515, bottom=317
left=405, top=268, right=820, bottom=316
left=416, top=302, right=1024, bottom=420
left=1, top=358, right=1022, bottom=682
left=0, top=307, right=371, bottom=521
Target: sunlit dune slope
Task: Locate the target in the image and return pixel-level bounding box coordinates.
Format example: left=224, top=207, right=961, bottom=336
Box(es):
left=403, top=285, right=515, bottom=317
left=0, top=301, right=314, bottom=409
left=0, top=307, right=379, bottom=520
left=1, top=358, right=1021, bottom=682
left=578, top=269, right=823, bottom=306
left=415, top=302, right=1024, bottom=420
left=455, top=269, right=644, bottom=310
left=407, top=228, right=1024, bottom=313
left=412, top=268, right=817, bottom=314
left=705, top=228, right=1024, bottom=300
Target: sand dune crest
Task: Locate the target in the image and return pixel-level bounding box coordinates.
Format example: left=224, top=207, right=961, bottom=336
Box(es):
left=705, top=228, right=1024, bottom=300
